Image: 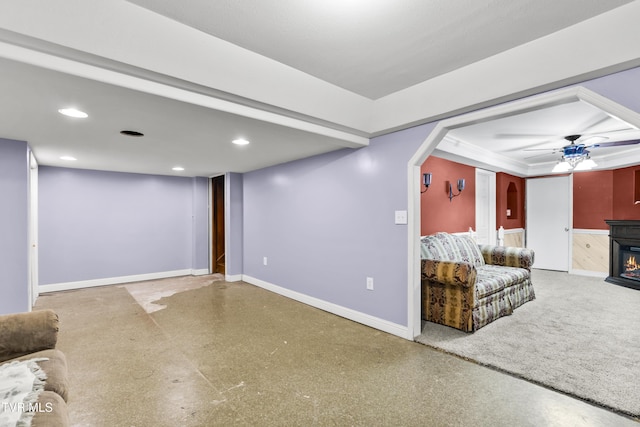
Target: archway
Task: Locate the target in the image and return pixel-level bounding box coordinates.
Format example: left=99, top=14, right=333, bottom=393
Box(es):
left=405, top=86, right=640, bottom=338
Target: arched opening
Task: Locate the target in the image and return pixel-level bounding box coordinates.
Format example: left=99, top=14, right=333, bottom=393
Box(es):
left=405, top=86, right=640, bottom=339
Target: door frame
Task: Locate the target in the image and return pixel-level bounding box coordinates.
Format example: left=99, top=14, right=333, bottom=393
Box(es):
left=475, top=168, right=496, bottom=245
left=210, top=174, right=225, bottom=275
left=28, top=151, right=39, bottom=309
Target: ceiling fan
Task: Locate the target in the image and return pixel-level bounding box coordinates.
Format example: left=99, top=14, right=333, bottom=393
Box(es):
left=526, top=134, right=640, bottom=172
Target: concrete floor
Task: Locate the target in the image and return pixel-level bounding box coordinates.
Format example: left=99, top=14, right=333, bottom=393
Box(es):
left=36, top=275, right=638, bottom=426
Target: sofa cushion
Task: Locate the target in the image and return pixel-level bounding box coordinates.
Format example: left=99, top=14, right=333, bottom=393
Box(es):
left=31, top=390, right=70, bottom=427
left=9, top=349, right=69, bottom=402
left=475, top=265, right=530, bottom=299
left=0, top=310, right=58, bottom=363
left=421, top=233, right=485, bottom=267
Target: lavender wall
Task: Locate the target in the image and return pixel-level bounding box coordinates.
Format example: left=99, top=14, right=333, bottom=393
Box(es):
left=192, top=177, right=209, bottom=271
left=242, top=125, right=434, bottom=325
left=240, top=66, right=640, bottom=328
left=39, top=167, right=209, bottom=285
left=226, top=172, right=243, bottom=277
left=0, top=138, right=29, bottom=314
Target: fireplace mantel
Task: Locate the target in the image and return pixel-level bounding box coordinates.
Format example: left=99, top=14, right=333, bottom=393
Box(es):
left=605, top=220, right=640, bottom=291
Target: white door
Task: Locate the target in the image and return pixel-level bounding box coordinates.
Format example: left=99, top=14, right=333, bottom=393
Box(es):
left=475, top=169, right=496, bottom=245
left=526, top=175, right=571, bottom=271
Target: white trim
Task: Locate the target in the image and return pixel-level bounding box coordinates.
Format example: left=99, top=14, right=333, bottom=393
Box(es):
left=28, top=150, right=39, bottom=310
left=503, top=227, right=525, bottom=234
left=225, top=274, right=243, bottom=282
left=242, top=275, right=411, bottom=340
left=573, top=228, right=609, bottom=235
left=570, top=269, right=608, bottom=278
left=39, top=269, right=195, bottom=293
left=192, top=269, right=210, bottom=276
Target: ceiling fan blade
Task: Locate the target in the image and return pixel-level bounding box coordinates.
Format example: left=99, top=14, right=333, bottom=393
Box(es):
left=524, top=152, right=557, bottom=160
left=523, top=147, right=562, bottom=152
left=494, top=133, right=557, bottom=140
left=589, top=139, right=640, bottom=149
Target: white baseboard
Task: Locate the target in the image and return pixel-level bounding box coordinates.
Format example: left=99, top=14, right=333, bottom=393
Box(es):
left=192, top=268, right=210, bottom=276
left=225, top=274, right=242, bottom=282
left=570, top=269, right=608, bottom=278
left=242, top=275, right=411, bottom=340
left=39, top=269, right=197, bottom=293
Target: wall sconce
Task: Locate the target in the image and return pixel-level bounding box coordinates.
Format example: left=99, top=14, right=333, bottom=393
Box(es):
left=449, top=179, right=465, bottom=202
left=421, top=173, right=432, bottom=193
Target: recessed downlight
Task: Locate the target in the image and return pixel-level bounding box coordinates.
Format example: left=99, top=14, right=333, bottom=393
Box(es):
left=232, top=138, right=250, bottom=145
left=172, top=166, right=185, bottom=171
left=60, top=156, right=77, bottom=161
left=58, top=108, right=88, bottom=118
left=120, top=130, right=144, bottom=137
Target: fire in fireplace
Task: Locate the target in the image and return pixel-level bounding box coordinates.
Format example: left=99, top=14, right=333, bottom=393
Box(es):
left=621, top=248, right=640, bottom=282
left=606, top=220, right=640, bottom=291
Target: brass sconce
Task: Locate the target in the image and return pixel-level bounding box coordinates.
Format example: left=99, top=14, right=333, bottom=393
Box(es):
left=421, top=173, right=432, bottom=194
left=449, top=179, right=465, bottom=202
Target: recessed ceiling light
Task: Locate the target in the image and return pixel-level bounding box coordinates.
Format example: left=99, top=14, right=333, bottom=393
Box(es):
left=60, top=156, right=77, bottom=161
left=232, top=138, right=250, bottom=145
left=120, top=130, right=144, bottom=137
left=172, top=166, right=185, bottom=171
left=58, top=108, right=88, bottom=118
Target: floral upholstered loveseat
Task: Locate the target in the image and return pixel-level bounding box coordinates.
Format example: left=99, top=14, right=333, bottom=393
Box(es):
left=421, top=232, right=535, bottom=332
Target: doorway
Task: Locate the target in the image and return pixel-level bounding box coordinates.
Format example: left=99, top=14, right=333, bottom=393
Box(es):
left=211, top=175, right=225, bottom=274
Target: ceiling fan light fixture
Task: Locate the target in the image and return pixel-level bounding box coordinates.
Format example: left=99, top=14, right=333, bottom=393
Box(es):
left=574, top=158, right=598, bottom=171
left=552, top=161, right=572, bottom=173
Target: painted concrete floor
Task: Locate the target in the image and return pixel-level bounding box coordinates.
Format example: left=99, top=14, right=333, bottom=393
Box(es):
left=36, top=275, right=639, bottom=426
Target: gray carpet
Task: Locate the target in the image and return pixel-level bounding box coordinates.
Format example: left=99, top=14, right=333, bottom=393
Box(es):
left=416, top=269, right=640, bottom=418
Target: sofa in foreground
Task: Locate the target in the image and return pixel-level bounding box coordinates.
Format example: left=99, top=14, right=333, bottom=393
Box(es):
left=421, top=232, right=535, bottom=332
left=0, top=309, right=70, bottom=426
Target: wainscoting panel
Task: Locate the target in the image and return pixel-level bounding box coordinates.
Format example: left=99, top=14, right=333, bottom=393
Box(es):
left=503, top=228, right=525, bottom=247
left=572, top=229, right=609, bottom=275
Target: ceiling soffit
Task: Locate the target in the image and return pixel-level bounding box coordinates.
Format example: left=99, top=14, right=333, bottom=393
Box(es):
left=422, top=87, right=640, bottom=177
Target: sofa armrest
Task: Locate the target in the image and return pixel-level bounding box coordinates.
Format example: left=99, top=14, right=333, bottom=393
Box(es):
left=0, top=309, right=59, bottom=363
left=479, top=245, right=535, bottom=270
left=421, top=259, right=477, bottom=288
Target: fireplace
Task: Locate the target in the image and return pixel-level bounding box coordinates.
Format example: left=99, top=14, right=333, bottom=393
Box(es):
left=606, top=220, right=640, bottom=291
left=620, top=248, right=640, bottom=281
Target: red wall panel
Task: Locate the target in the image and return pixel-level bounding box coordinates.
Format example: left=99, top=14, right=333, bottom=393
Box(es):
left=496, top=172, right=525, bottom=230
left=420, top=157, right=476, bottom=235
left=573, top=170, right=613, bottom=229
left=613, top=165, right=640, bottom=220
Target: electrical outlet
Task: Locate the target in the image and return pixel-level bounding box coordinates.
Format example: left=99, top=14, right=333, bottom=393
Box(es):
left=263, top=257, right=268, bottom=266
left=366, top=277, right=374, bottom=290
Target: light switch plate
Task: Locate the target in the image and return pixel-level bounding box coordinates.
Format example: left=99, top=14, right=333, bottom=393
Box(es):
left=394, top=210, right=408, bottom=225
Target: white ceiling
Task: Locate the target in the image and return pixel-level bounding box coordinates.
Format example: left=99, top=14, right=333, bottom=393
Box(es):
left=441, top=99, right=640, bottom=175
left=0, top=1, right=639, bottom=177
left=0, top=58, right=351, bottom=176
left=128, top=0, right=633, bottom=99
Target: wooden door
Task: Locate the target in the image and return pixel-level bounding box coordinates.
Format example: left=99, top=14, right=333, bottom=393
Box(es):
left=212, top=175, right=225, bottom=274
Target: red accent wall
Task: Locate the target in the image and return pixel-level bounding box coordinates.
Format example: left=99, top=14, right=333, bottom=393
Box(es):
left=573, top=170, right=613, bottom=229
left=613, top=165, right=640, bottom=220
left=496, top=172, right=525, bottom=229
left=420, top=157, right=476, bottom=235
